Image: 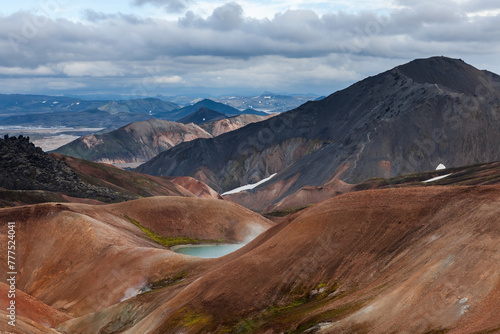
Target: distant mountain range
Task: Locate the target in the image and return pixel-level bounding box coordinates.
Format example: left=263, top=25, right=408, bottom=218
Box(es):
left=167, top=98, right=267, bottom=120
left=0, top=94, right=298, bottom=129
left=213, top=93, right=320, bottom=113
left=136, top=57, right=500, bottom=208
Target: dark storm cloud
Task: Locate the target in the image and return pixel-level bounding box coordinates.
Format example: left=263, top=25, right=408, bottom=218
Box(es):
left=1, top=1, right=500, bottom=95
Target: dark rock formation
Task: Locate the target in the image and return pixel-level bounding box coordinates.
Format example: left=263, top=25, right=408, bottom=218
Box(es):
left=0, top=135, right=123, bottom=201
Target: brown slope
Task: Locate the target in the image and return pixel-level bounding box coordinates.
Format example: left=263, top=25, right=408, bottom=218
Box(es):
left=1, top=148, right=221, bottom=208
left=0, top=197, right=272, bottom=329
left=52, top=153, right=200, bottom=199
left=0, top=282, right=71, bottom=329
left=171, top=176, right=222, bottom=199
left=227, top=160, right=500, bottom=213
left=60, top=185, right=500, bottom=333
left=54, top=119, right=212, bottom=164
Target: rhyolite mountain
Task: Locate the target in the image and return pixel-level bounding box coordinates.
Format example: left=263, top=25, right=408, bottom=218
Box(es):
left=199, top=113, right=275, bottom=137
left=54, top=119, right=212, bottom=164
left=178, top=107, right=227, bottom=124
left=136, top=57, right=500, bottom=204
left=8, top=183, right=499, bottom=333
left=54, top=115, right=273, bottom=164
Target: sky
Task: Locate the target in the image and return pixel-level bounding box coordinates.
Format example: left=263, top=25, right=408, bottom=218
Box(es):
left=1, top=0, right=500, bottom=98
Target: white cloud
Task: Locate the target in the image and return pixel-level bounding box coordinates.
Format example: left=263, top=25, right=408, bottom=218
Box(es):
left=153, top=75, right=183, bottom=83
left=59, top=62, right=125, bottom=77
left=0, top=65, right=54, bottom=76
left=0, top=1, right=499, bottom=96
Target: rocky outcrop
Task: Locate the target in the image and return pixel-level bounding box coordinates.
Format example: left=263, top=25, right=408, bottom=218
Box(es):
left=0, top=135, right=123, bottom=202
left=0, top=136, right=222, bottom=207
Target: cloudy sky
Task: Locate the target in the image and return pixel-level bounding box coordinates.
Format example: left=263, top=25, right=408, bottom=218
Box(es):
left=1, top=0, right=500, bottom=98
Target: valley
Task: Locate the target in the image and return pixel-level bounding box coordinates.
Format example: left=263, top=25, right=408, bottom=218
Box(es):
left=0, top=56, right=499, bottom=333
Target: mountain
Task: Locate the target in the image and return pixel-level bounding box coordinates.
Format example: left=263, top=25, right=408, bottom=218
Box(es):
left=166, top=98, right=268, bottom=120
left=0, top=135, right=221, bottom=207
left=54, top=119, right=212, bottom=164
left=0, top=94, right=99, bottom=115
left=136, top=57, right=500, bottom=206
left=214, top=93, right=320, bottom=113
left=0, top=94, right=274, bottom=129
left=0, top=108, right=159, bottom=129
left=178, top=107, right=227, bottom=124
left=0, top=134, right=122, bottom=202
left=54, top=115, right=275, bottom=164
left=11, top=184, right=499, bottom=333
left=94, top=97, right=179, bottom=115
left=0, top=95, right=179, bottom=115
left=199, top=113, right=275, bottom=137
left=244, top=160, right=500, bottom=213
left=0, top=95, right=180, bottom=128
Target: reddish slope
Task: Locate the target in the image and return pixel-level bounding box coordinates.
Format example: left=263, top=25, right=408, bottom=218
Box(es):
left=227, top=160, right=500, bottom=213
left=0, top=282, right=71, bottom=330
left=52, top=153, right=199, bottom=199
left=60, top=185, right=500, bottom=333
left=0, top=197, right=272, bottom=330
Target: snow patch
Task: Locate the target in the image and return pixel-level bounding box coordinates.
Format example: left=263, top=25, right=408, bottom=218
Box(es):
left=222, top=173, right=277, bottom=195
left=422, top=174, right=452, bottom=183
left=436, top=163, right=446, bottom=170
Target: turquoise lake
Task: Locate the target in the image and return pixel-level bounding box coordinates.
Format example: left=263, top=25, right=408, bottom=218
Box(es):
left=173, top=244, right=244, bottom=258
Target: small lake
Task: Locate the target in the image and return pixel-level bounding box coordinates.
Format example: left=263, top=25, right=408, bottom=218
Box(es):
left=173, top=244, right=244, bottom=258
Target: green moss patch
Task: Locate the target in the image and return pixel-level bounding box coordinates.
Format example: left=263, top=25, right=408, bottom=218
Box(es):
left=125, top=215, right=224, bottom=247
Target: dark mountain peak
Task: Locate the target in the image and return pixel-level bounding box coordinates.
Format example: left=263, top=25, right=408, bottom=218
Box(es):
left=137, top=57, right=500, bottom=205
left=195, top=98, right=219, bottom=106
left=167, top=99, right=242, bottom=120
left=179, top=108, right=226, bottom=124
left=395, top=56, right=488, bottom=95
